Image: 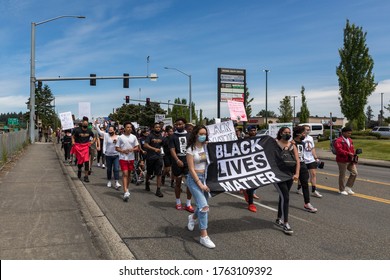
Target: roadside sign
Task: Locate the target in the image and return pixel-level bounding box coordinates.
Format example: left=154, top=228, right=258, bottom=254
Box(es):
left=7, top=118, right=19, bottom=125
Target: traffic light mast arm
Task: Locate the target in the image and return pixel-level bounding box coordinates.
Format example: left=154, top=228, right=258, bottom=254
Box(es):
left=35, top=74, right=158, bottom=82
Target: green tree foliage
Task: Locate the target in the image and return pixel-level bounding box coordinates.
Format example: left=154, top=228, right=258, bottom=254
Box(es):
left=245, top=88, right=254, bottom=118
left=256, top=109, right=277, bottom=118
left=278, top=96, right=293, bottom=123
left=109, top=102, right=165, bottom=128
left=336, top=19, right=377, bottom=130
left=299, top=86, right=310, bottom=123
left=25, top=84, right=58, bottom=128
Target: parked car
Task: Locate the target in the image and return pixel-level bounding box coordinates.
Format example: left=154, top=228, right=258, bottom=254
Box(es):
left=256, top=129, right=268, bottom=136
left=299, top=123, right=324, bottom=138
left=372, top=126, right=390, bottom=137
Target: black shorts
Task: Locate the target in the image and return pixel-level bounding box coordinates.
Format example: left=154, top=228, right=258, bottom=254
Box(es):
left=171, top=158, right=188, bottom=177
left=306, top=162, right=317, bottom=170
left=146, top=157, right=163, bottom=176
left=163, top=154, right=172, bottom=167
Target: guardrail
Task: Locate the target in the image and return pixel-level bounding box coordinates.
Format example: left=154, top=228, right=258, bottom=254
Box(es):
left=0, top=129, right=29, bottom=167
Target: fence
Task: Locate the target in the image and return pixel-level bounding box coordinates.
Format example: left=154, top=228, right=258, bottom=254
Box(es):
left=0, top=129, right=29, bottom=166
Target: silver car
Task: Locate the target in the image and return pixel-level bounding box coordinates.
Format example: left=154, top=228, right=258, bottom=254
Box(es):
left=372, top=126, right=390, bottom=137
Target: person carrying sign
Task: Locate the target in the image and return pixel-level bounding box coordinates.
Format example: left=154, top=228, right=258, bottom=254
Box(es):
left=186, top=125, right=215, bottom=249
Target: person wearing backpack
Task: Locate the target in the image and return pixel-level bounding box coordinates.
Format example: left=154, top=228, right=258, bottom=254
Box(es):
left=334, top=127, right=358, bottom=195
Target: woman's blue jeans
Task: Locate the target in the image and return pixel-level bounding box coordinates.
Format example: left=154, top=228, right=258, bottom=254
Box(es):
left=106, top=155, right=119, bottom=180
left=187, top=173, right=209, bottom=230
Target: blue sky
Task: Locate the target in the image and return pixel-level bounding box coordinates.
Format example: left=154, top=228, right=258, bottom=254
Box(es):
left=1, top=0, right=389, bottom=121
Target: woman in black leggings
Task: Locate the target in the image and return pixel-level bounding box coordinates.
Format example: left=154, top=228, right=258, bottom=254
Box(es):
left=274, top=126, right=300, bottom=235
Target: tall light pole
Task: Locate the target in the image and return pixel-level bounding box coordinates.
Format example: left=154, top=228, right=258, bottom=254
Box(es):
left=380, top=92, right=384, bottom=126
left=29, top=15, right=85, bottom=143
left=291, top=95, right=298, bottom=126
left=164, top=67, right=192, bottom=123
left=263, top=69, right=270, bottom=127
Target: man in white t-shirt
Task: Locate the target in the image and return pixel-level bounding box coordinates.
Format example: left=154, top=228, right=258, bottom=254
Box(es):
left=115, top=121, right=139, bottom=202
left=299, top=125, right=322, bottom=198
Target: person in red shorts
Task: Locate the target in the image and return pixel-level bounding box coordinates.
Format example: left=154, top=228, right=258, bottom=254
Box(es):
left=115, top=121, right=139, bottom=202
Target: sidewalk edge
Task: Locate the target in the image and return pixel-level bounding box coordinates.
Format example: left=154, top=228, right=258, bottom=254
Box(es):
left=55, top=144, right=135, bottom=260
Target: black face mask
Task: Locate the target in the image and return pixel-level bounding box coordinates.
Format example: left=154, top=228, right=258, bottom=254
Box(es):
left=82, top=125, right=88, bottom=129
left=300, top=136, right=305, bottom=141
left=176, top=127, right=184, bottom=133
left=109, top=132, right=115, bottom=136
left=281, top=134, right=291, bottom=140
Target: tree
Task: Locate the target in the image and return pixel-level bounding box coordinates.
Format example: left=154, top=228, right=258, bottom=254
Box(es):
left=336, top=19, right=377, bottom=130
left=365, top=105, right=374, bottom=125
left=278, top=96, right=293, bottom=123
left=299, top=86, right=310, bottom=123
left=256, top=109, right=277, bottom=118
left=25, top=84, right=58, bottom=128
left=245, top=88, right=254, bottom=118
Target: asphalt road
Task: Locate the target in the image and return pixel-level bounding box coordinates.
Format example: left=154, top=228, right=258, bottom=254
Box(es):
left=68, top=157, right=390, bottom=260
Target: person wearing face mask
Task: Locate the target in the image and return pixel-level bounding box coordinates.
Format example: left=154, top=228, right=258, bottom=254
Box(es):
left=143, top=122, right=164, bottom=197
left=72, top=119, right=95, bottom=182
left=186, top=125, right=215, bottom=248
left=292, top=126, right=318, bottom=213
left=274, top=127, right=300, bottom=235
left=95, top=121, right=121, bottom=189
left=169, top=118, right=194, bottom=212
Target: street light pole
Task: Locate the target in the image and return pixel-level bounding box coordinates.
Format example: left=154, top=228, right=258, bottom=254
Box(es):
left=291, top=95, right=298, bottom=126
left=380, top=92, right=384, bottom=126
left=263, top=69, right=270, bottom=127
left=164, top=67, right=192, bottom=123
left=29, top=15, right=85, bottom=143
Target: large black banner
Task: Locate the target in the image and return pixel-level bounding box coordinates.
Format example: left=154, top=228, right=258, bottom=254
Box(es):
left=206, top=135, right=292, bottom=193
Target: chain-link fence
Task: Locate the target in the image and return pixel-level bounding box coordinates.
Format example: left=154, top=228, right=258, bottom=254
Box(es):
left=0, top=129, right=29, bottom=167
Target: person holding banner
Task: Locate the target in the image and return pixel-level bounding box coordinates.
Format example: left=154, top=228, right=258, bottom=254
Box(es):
left=186, top=125, right=215, bottom=249
left=274, top=127, right=300, bottom=235
left=169, top=118, right=194, bottom=212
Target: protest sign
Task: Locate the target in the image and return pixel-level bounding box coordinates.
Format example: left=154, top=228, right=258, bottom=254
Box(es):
left=206, top=120, right=237, bottom=142
left=206, top=135, right=292, bottom=193
left=59, top=112, right=74, bottom=130
left=227, top=100, right=247, bottom=121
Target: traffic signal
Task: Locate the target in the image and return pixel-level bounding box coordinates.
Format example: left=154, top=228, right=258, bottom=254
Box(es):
left=37, top=81, right=42, bottom=90
left=123, top=73, right=129, bottom=88
left=146, top=97, right=150, bottom=106
left=125, top=96, right=130, bottom=103
left=90, top=74, right=96, bottom=86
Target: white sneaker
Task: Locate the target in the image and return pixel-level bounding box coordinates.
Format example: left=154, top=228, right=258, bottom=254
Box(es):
left=123, top=191, right=130, bottom=202
left=97, top=163, right=101, bottom=167
left=304, top=203, right=318, bottom=213
left=296, top=188, right=303, bottom=195
left=115, top=181, right=122, bottom=189
left=187, top=214, right=198, bottom=231
left=345, top=187, right=355, bottom=195
left=200, top=236, right=216, bottom=249
left=340, top=190, right=348, bottom=195
left=107, top=181, right=112, bottom=188
left=312, top=190, right=323, bottom=198
left=102, top=164, right=105, bottom=169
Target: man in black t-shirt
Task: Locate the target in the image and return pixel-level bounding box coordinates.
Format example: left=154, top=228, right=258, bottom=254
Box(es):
left=72, top=119, right=95, bottom=182
left=169, top=118, right=194, bottom=213
left=143, top=123, right=164, bottom=197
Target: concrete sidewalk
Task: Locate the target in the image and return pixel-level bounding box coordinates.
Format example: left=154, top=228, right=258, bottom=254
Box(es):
left=0, top=142, right=133, bottom=260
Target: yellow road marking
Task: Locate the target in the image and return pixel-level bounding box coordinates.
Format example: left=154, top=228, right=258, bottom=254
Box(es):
left=317, top=171, right=390, bottom=186
left=316, top=184, right=390, bottom=204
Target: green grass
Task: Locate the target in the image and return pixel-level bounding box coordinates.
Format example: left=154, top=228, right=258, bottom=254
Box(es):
left=316, top=139, right=390, bottom=161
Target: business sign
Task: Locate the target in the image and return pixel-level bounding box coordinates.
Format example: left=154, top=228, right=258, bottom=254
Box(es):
left=217, top=68, right=246, bottom=118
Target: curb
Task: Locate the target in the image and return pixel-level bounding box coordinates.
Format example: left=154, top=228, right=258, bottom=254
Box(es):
left=54, top=144, right=135, bottom=260
left=317, top=149, right=390, bottom=168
